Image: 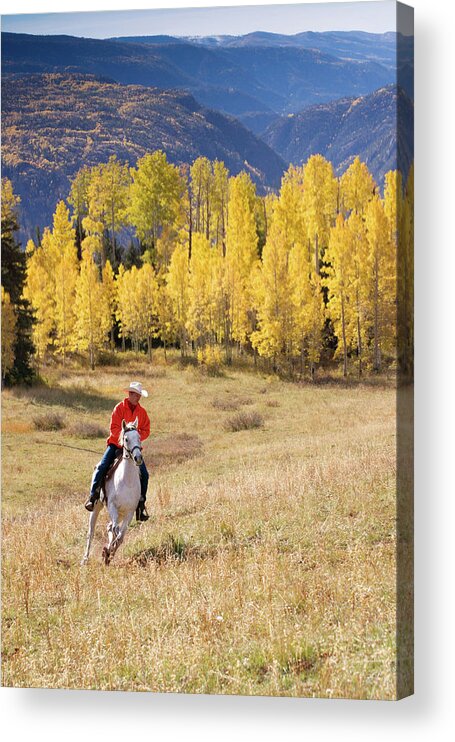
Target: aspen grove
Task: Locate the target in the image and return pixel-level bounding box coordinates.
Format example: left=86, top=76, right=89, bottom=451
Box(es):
left=19, top=152, right=413, bottom=378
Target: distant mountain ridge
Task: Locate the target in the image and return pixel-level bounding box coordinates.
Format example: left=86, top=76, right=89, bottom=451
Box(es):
left=116, top=29, right=413, bottom=66
left=1, top=72, right=286, bottom=239
left=263, top=85, right=413, bottom=187
left=1, top=31, right=400, bottom=126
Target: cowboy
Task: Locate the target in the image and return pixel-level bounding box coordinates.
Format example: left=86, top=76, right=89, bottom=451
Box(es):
left=84, top=381, right=151, bottom=521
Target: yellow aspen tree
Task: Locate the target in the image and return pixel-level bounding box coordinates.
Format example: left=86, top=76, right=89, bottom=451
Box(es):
left=22, top=232, right=56, bottom=361
left=289, top=240, right=325, bottom=379
left=251, top=171, right=305, bottom=370
left=73, top=236, right=111, bottom=369
left=384, top=169, right=408, bottom=376
left=340, top=156, right=376, bottom=216
left=274, top=165, right=306, bottom=248
left=86, top=156, right=130, bottom=266
left=115, top=264, right=129, bottom=351
left=384, top=169, right=403, bottom=243
left=81, top=211, right=104, bottom=265
left=347, top=212, right=370, bottom=377
left=155, top=273, right=175, bottom=360
left=120, top=266, right=142, bottom=351
left=155, top=227, right=178, bottom=270
left=68, top=165, right=92, bottom=248
left=211, top=160, right=229, bottom=254
left=1, top=286, right=16, bottom=381
left=304, top=275, right=325, bottom=375
left=324, top=214, right=355, bottom=376
left=49, top=201, right=79, bottom=365
left=364, top=196, right=396, bottom=372
left=190, top=156, right=213, bottom=238
left=166, top=241, right=190, bottom=356
left=136, top=262, right=159, bottom=360
left=251, top=220, right=296, bottom=369
left=210, top=243, right=226, bottom=348
left=187, top=233, right=214, bottom=347
left=102, top=259, right=116, bottom=349
left=302, top=155, right=338, bottom=274
left=225, top=172, right=259, bottom=358
left=128, top=151, right=186, bottom=260
left=282, top=162, right=327, bottom=379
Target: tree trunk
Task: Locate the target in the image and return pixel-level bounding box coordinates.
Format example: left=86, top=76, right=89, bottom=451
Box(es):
left=355, top=285, right=363, bottom=377
left=111, top=202, right=116, bottom=266
left=357, top=312, right=363, bottom=378
left=341, top=296, right=348, bottom=377
left=373, top=253, right=380, bottom=372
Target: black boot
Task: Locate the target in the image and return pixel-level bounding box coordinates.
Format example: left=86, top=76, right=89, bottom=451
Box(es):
left=136, top=500, right=149, bottom=522
left=84, top=489, right=100, bottom=512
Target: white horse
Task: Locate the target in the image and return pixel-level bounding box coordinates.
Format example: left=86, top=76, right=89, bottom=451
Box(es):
left=82, top=419, right=144, bottom=565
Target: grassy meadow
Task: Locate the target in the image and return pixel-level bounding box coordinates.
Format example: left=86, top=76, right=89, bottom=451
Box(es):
left=1, top=354, right=398, bottom=698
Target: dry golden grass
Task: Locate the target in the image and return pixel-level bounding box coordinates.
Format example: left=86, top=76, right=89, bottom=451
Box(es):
left=1, top=357, right=398, bottom=698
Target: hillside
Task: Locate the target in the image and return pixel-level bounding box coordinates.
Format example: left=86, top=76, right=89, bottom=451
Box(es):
left=263, top=85, right=414, bottom=187
left=1, top=72, right=286, bottom=239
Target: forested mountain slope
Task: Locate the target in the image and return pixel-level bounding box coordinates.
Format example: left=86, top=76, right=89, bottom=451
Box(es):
left=263, top=85, right=413, bottom=187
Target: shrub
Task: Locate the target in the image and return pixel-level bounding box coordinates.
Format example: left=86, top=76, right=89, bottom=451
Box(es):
left=32, top=412, right=66, bottom=431
left=212, top=395, right=253, bottom=411
left=224, top=411, right=264, bottom=432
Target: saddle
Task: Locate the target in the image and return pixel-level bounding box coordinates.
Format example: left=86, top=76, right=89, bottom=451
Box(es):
left=99, top=452, right=123, bottom=502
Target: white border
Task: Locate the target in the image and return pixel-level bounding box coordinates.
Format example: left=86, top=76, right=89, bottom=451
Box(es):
left=2, top=1, right=454, bottom=740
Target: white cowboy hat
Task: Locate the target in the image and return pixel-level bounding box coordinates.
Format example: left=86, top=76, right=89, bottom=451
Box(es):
left=124, top=381, right=149, bottom=398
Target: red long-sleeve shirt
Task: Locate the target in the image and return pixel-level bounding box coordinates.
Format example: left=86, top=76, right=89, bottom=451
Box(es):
left=107, top=398, right=150, bottom=447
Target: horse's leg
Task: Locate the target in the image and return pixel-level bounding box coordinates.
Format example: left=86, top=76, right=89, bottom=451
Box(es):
left=103, top=503, right=119, bottom=565
left=81, top=500, right=103, bottom=565
left=108, top=510, right=135, bottom=562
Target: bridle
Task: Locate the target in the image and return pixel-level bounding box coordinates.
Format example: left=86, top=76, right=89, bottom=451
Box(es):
left=122, top=429, right=142, bottom=462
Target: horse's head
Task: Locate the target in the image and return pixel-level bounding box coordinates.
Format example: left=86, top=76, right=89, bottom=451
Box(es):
left=121, top=418, right=143, bottom=466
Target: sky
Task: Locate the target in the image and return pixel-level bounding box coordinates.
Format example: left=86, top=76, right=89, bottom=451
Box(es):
left=1, top=1, right=413, bottom=38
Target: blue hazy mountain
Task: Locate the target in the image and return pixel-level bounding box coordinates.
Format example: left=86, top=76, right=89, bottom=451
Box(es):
left=263, top=85, right=413, bottom=188
left=2, top=31, right=400, bottom=120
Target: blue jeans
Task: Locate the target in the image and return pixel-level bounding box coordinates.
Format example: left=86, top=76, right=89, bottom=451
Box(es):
left=91, top=443, right=149, bottom=502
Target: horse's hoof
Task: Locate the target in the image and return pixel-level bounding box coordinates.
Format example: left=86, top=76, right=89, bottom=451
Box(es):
left=102, top=546, right=110, bottom=565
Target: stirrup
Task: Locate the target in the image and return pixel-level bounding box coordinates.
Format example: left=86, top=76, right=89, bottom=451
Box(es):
left=85, top=492, right=99, bottom=511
